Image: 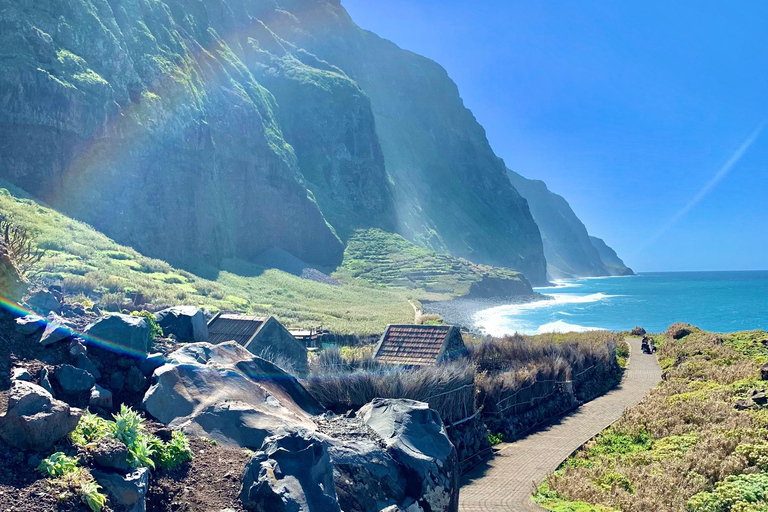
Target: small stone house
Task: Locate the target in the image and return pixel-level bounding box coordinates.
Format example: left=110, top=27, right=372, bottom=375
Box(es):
left=207, top=313, right=307, bottom=374
left=373, top=324, right=468, bottom=366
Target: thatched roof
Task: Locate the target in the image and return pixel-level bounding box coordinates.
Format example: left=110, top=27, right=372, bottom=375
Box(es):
left=373, top=324, right=467, bottom=366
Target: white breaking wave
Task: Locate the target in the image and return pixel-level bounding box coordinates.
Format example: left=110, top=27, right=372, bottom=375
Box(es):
left=474, top=292, right=614, bottom=337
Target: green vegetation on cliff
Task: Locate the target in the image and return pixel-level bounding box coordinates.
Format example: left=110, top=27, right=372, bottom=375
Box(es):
left=535, top=325, right=768, bottom=512
left=0, top=181, right=412, bottom=333
left=336, top=229, right=532, bottom=297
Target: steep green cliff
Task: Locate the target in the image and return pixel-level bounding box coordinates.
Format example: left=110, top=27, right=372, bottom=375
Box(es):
left=590, top=236, right=635, bottom=276
left=0, top=0, right=549, bottom=284
left=260, top=1, right=547, bottom=284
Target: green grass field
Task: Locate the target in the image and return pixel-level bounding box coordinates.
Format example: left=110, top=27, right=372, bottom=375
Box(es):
left=0, top=181, right=414, bottom=333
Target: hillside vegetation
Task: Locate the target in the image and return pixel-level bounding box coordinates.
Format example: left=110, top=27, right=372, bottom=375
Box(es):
left=535, top=325, right=768, bottom=512
left=0, top=181, right=413, bottom=333
left=336, top=229, right=531, bottom=297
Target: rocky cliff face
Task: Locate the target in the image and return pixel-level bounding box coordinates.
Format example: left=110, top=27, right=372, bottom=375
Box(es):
left=590, top=236, right=635, bottom=276
left=0, top=0, right=549, bottom=284
left=507, top=169, right=609, bottom=279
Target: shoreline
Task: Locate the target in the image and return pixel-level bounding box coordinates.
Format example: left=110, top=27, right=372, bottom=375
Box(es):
left=422, top=293, right=550, bottom=335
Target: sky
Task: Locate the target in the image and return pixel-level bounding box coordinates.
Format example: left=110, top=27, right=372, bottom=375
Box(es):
left=341, top=0, right=768, bottom=272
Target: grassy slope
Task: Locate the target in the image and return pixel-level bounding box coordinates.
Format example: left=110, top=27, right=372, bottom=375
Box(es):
left=0, top=182, right=413, bottom=333
left=335, top=228, right=529, bottom=297
left=534, top=326, right=768, bottom=512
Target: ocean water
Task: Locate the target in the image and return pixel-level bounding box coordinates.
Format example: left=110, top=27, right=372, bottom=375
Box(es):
left=474, top=271, right=768, bottom=336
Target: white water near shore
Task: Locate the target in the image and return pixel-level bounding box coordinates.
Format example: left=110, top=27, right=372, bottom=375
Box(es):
left=469, top=271, right=768, bottom=336
left=473, top=291, right=614, bottom=336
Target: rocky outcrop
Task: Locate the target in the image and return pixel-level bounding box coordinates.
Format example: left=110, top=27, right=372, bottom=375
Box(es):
left=589, top=236, right=635, bottom=276
left=240, top=430, right=341, bottom=512
left=142, top=342, right=322, bottom=448
left=467, top=275, right=534, bottom=298
left=154, top=306, right=209, bottom=342
left=0, top=380, right=82, bottom=451
left=91, top=468, right=149, bottom=512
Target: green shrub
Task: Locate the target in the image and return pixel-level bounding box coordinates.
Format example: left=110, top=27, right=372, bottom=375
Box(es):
left=79, top=479, right=107, bottom=512
left=36, top=452, right=79, bottom=478
left=488, top=432, right=505, bottom=446
left=127, top=434, right=156, bottom=469
left=688, top=473, right=768, bottom=511
left=70, top=412, right=110, bottom=446
left=736, top=443, right=768, bottom=471
left=595, top=471, right=634, bottom=494
left=130, top=310, right=163, bottom=339
left=587, top=428, right=652, bottom=458
left=157, top=431, right=194, bottom=469
left=111, top=405, right=145, bottom=447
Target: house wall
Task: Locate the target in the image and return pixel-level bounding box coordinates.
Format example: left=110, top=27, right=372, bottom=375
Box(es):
left=245, top=318, right=308, bottom=375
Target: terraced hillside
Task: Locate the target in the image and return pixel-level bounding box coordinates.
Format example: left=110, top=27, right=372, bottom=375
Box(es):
left=336, top=229, right=533, bottom=296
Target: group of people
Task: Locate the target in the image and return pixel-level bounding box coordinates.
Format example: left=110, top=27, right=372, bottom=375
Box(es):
left=641, top=335, right=657, bottom=354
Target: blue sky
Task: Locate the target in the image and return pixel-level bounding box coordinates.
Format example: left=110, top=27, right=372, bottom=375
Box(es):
left=342, top=1, right=768, bottom=272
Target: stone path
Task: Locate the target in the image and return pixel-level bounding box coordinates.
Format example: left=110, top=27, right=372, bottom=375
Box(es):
left=459, top=337, right=661, bottom=512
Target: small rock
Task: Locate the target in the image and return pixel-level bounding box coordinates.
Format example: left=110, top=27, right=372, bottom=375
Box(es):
left=54, top=365, right=95, bottom=394
left=734, top=398, right=756, bottom=410
left=90, top=384, right=113, bottom=409
left=15, top=314, right=45, bottom=335
left=39, top=314, right=74, bottom=346
left=761, top=363, right=768, bottom=381
left=110, top=372, right=125, bottom=393
left=11, top=368, right=31, bottom=382
left=125, top=366, right=147, bottom=393
left=40, top=367, right=55, bottom=396
left=75, top=354, right=101, bottom=380
left=118, top=358, right=135, bottom=370
left=749, top=389, right=768, bottom=406
left=155, top=306, right=209, bottom=342
left=89, top=437, right=130, bottom=472
left=69, top=338, right=88, bottom=357
left=92, top=468, right=149, bottom=511
left=84, top=314, right=150, bottom=355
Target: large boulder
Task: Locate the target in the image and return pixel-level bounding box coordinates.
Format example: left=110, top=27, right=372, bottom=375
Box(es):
left=15, top=313, right=45, bottom=335
left=154, top=306, right=209, bottom=342
left=84, top=314, right=150, bottom=356
left=240, top=430, right=340, bottom=512
left=358, top=399, right=460, bottom=512
left=142, top=342, right=323, bottom=448
left=0, top=380, right=82, bottom=451
left=92, top=468, right=149, bottom=512
left=27, top=289, right=62, bottom=315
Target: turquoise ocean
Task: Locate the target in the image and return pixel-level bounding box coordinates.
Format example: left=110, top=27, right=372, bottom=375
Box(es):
left=474, top=271, right=768, bottom=336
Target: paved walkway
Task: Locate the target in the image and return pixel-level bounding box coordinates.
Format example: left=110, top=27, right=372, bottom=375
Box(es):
left=459, top=337, right=661, bottom=512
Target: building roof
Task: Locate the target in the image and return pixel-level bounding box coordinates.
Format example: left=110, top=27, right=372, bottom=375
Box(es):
left=373, top=324, right=464, bottom=366
left=207, top=314, right=267, bottom=346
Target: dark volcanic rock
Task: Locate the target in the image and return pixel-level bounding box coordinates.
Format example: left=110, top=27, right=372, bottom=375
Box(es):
left=90, top=384, right=113, bottom=409
left=27, top=289, right=62, bottom=315
left=89, top=436, right=130, bottom=472
left=467, top=275, right=533, bottom=298
left=358, top=399, right=460, bottom=512
left=154, top=306, right=209, bottom=342
left=239, top=430, right=340, bottom=512
left=0, top=380, right=82, bottom=451
left=84, top=314, right=150, bottom=355
left=92, top=468, right=149, bottom=512
left=39, top=314, right=74, bottom=346
left=54, top=364, right=96, bottom=394
left=15, top=314, right=45, bottom=335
